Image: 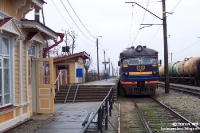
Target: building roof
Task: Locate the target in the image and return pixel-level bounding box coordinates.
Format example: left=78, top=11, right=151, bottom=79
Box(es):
left=32, top=0, right=47, bottom=8
left=21, top=19, right=58, bottom=40
left=53, top=51, right=90, bottom=63
left=0, top=17, right=25, bottom=39
left=0, top=17, right=12, bottom=27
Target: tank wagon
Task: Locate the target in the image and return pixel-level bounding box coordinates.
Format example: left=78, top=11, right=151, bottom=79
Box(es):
left=159, top=57, right=200, bottom=85
left=118, top=45, right=160, bottom=96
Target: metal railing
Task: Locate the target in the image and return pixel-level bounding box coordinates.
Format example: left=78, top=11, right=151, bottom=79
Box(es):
left=79, top=86, right=114, bottom=133
left=64, top=85, right=72, bottom=103
left=73, top=85, right=79, bottom=103
left=54, top=70, right=62, bottom=99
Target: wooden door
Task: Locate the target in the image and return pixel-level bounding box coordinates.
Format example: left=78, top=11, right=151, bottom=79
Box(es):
left=36, top=58, right=54, bottom=113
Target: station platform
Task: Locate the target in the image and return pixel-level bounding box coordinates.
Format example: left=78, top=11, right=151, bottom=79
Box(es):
left=81, top=77, right=119, bottom=85
left=32, top=77, right=119, bottom=133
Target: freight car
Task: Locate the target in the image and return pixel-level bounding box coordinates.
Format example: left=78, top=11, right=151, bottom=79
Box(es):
left=159, top=57, right=200, bottom=85
left=118, top=45, right=160, bottom=96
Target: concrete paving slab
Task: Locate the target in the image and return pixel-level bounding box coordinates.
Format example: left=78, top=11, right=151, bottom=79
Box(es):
left=32, top=101, right=119, bottom=133
left=32, top=114, right=54, bottom=120
left=53, top=111, right=87, bottom=122
left=32, top=128, right=82, bottom=133
left=37, top=121, right=83, bottom=128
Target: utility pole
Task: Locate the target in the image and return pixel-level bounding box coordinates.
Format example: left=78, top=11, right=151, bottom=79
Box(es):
left=171, top=53, right=172, bottom=63
left=96, top=36, right=102, bottom=80
left=65, top=32, right=68, bottom=84
left=162, top=0, right=169, bottom=93
left=108, top=58, right=110, bottom=76
left=103, top=50, right=106, bottom=71
left=97, top=38, right=100, bottom=80
left=111, top=62, right=113, bottom=76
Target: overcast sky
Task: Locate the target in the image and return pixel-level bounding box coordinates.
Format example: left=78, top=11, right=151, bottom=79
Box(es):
left=26, top=0, right=200, bottom=74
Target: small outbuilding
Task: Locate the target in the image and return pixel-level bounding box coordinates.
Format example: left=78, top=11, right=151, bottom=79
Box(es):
left=53, top=51, right=90, bottom=85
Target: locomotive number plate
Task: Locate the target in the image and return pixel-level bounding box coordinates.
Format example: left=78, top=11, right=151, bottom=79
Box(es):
left=136, top=66, right=145, bottom=71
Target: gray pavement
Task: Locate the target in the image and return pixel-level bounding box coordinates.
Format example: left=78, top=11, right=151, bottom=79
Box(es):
left=32, top=77, right=119, bottom=133
left=81, top=77, right=118, bottom=85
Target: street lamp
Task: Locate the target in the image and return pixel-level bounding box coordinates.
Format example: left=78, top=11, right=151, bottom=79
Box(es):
left=96, top=36, right=102, bottom=80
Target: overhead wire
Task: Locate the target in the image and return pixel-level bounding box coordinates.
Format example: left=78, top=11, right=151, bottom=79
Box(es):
left=131, top=0, right=150, bottom=46
left=128, top=3, right=135, bottom=46
left=146, top=25, right=162, bottom=46
left=51, top=0, right=71, bottom=28
left=66, top=0, right=96, bottom=39
left=170, top=0, right=182, bottom=13
left=173, top=40, right=200, bottom=54
left=51, top=0, right=95, bottom=47
left=59, top=0, right=95, bottom=43
left=145, top=0, right=182, bottom=46
left=77, top=35, right=96, bottom=46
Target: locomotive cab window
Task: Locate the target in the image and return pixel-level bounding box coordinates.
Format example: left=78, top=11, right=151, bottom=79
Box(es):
left=141, top=57, right=151, bottom=65
left=122, top=59, right=129, bottom=67
left=151, top=58, right=158, bottom=64
left=129, top=58, right=139, bottom=65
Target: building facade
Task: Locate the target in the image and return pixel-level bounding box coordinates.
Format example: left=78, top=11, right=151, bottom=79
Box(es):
left=0, top=0, right=63, bottom=132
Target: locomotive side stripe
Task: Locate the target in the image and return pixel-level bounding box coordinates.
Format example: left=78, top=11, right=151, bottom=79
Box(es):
left=145, top=81, right=159, bottom=84
left=129, top=71, right=152, bottom=75
left=121, top=82, right=137, bottom=85
left=120, top=81, right=158, bottom=85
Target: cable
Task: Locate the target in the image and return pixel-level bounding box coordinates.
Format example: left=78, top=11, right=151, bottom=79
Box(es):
left=173, top=40, right=200, bottom=54
left=131, top=0, right=150, bottom=46
left=146, top=25, right=162, bottom=46
left=66, top=0, right=96, bottom=39
left=128, top=3, right=135, bottom=46
left=51, top=0, right=95, bottom=47
left=140, top=0, right=149, bottom=25
left=146, top=0, right=182, bottom=46
left=130, top=8, right=140, bottom=46
left=59, top=0, right=95, bottom=43
left=170, top=0, right=182, bottom=13
left=51, top=0, right=71, bottom=28
left=77, top=35, right=96, bottom=46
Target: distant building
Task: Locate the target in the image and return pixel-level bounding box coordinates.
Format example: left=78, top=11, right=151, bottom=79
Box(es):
left=53, top=51, right=90, bottom=85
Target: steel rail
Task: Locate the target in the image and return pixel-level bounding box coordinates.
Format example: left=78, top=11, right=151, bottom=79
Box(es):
left=133, top=99, right=153, bottom=133
left=151, top=97, right=200, bottom=132
left=158, top=83, right=200, bottom=97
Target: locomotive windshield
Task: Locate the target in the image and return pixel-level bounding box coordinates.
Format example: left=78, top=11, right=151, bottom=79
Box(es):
left=122, top=57, right=157, bottom=66
left=141, top=57, right=158, bottom=64
left=129, top=58, right=139, bottom=65
left=141, top=57, right=151, bottom=64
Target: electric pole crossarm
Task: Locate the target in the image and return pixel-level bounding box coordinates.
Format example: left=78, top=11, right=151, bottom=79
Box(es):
left=125, top=2, right=163, bottom=20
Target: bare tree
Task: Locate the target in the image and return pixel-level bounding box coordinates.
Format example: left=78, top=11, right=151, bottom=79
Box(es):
left=86, top=69, right=97, bottom=82
left=84, top=57, right=94, bottom=82
left=67, top=30, right=77, bottom=55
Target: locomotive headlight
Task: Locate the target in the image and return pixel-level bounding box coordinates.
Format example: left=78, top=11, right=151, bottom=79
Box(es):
left=124, top=72, right=128, bottom=75
left=153, top=71, right=158, bottom=74
left=136, top=45, right=143, bottom=52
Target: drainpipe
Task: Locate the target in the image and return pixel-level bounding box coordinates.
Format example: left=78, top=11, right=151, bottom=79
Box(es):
left=43, top=33, right=65, bottom=58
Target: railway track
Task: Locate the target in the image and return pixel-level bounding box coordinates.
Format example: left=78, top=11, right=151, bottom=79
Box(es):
left=158, top=83, right=200, bottom=97
left=132, top=97, right=200, bottom=133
